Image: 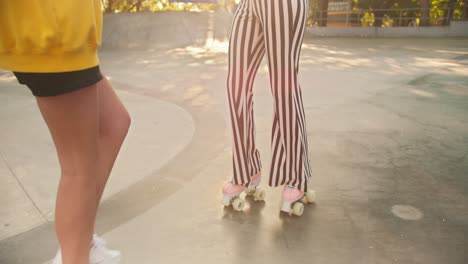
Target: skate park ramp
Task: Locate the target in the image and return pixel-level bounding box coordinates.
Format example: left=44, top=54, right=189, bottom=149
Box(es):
left=1, top=11, right=468, bottom=264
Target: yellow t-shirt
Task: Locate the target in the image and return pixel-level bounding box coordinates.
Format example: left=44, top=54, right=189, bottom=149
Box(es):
left=0, top=0, right=102, bottom=73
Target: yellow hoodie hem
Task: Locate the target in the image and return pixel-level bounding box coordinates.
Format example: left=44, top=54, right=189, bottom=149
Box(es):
left=0, top=47, right=99, bottom=73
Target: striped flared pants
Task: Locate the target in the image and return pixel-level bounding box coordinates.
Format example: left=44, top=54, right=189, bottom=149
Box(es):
left=227, top=0, right=311, bottom=192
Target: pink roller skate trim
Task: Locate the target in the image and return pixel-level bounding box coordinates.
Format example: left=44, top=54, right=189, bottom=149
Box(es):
left=251, top=172, right=261, bottom=181
left=249, top=172, right=261, bottom=187
left=223, top=182, right=245, bottom=195
left=223, top=172, right=261, bottom=195
left=282, top=186, right=304, bottom=202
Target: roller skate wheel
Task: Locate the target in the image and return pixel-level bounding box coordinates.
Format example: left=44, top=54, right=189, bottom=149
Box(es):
left=306, top=191, right=316, bottom=203
left=232, top=198, right=245, bottom=211
left=245, top=188, right=255, bottom=196
left=254, top=188, right=265, bottom=201
left=222, top=193, right=234, bottom=206
left=222, top=199, right=231, bottom=207
left=292, top=202, right=304, bottom=216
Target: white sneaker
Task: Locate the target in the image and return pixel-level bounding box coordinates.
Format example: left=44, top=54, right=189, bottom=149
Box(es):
left=52, top=234, right=121, bottom=264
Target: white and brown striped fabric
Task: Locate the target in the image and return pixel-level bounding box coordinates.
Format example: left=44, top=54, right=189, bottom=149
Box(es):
left=227, top=0, right=311, bottom=192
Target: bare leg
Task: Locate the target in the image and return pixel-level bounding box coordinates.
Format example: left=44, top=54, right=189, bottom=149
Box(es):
left=37, top=85, right=100, bottom=264
left=94, top=76, right=131, bottom=209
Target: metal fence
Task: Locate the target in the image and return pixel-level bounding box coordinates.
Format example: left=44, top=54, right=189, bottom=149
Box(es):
left=310, top=8, right=459, bottom=27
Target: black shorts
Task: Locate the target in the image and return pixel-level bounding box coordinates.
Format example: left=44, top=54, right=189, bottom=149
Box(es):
left=13, top=66, right=103, bottom=97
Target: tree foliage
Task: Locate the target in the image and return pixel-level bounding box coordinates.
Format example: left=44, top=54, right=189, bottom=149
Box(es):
left=352, top=0, right=467, bottom=23
left=100, top=0, right=467, bottom=27
left=101, top=0, right=221, bottom=13
left=307, top=0, right=467, bottom=27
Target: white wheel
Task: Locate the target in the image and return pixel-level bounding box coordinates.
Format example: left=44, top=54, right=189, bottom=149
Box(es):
left=222, top=198, right=231, bottom=207
left=292, top=202, right=304, bottom=216
left=232, top=198, right=245, bottom=211
left=305, top=191, right=316, bottom=203
left=245, top=188, right=254, bottom=196
left=254, top=188, right=265, bottom=201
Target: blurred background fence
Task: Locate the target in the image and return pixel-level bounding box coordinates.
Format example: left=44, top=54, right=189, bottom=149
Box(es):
left=100, top=0, right=468, bottom=27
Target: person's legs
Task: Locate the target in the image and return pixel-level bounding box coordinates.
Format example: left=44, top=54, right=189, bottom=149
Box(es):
left=227, top=0, right=265, bottom=187
left=257, top=0, right=311, bottom=192
left=37, top=85, right=100, bottom=264
left=94, top=76, right=131, bottom=210
left=39, top=76, right=130, bottom=264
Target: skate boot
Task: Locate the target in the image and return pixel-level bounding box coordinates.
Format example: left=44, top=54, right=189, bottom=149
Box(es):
left=280, top=185, right=316, bottom=216
left=222, top=173, right=265, bottom=211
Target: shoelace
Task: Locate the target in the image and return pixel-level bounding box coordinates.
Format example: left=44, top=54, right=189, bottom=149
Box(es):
left=91, top=235, right=106, bottom=249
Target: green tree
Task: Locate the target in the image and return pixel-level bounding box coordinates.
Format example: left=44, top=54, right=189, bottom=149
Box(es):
left=353, top=0, right=466, bottom=26
left=353, top=0, right=419, bottom=27
left=308, top=0, right=328, bottom=26
left=101, top=0, right=467, bottom=26
left=419, top=0, right=430, bottom=26
left=317, top=0, right=329, bottom=26
left=101, top=0, right=218, bottom=13
left=432, top=0, right=465, bottom=25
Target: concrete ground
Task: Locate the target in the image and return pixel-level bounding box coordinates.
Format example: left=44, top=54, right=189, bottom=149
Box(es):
left=1, top=12, right=467, bottom=264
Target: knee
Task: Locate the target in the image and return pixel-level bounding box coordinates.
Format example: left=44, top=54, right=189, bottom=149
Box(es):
left=122, top=109, right=131, bottom=132
left=100, top=109, right=131, bottom=139
left=117, top=109, right=131, bottom=138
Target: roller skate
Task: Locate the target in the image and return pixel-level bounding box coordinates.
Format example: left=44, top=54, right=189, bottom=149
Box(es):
left=222, top=173, right=265, bottom=211
left=280, top=185, right=316, bottom=216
